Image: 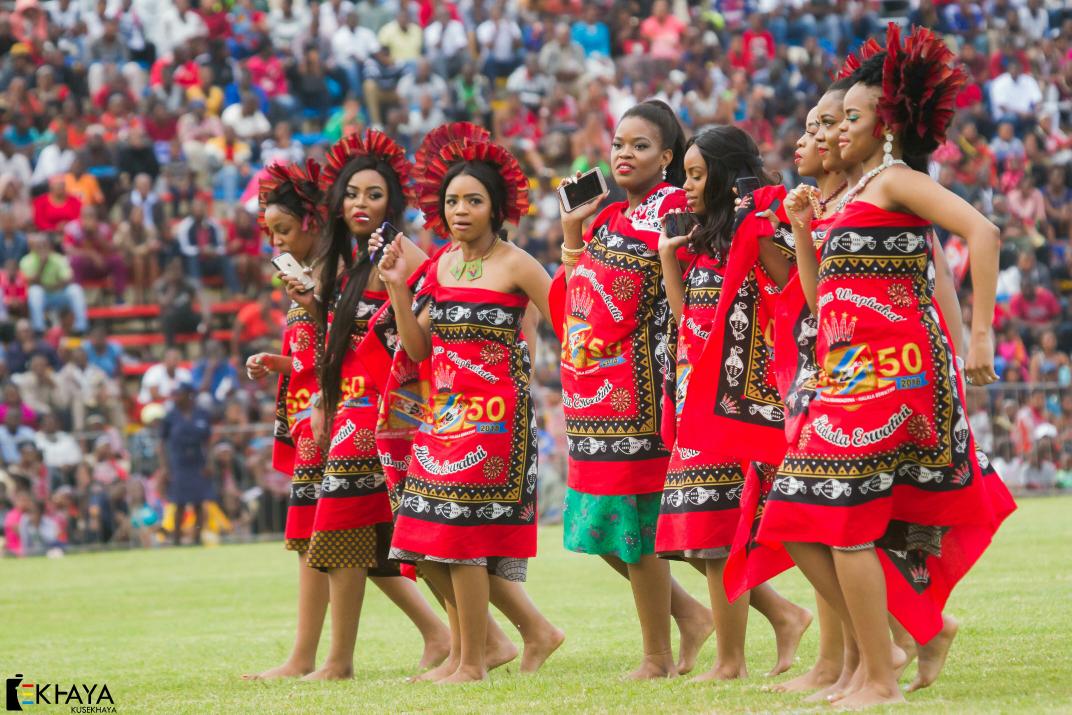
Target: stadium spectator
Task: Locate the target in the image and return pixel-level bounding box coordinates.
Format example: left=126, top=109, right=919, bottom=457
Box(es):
left=153, top=257, right=211, bottom=348
left=230, top=290, right=283, bottom=362
left=174, top=199, right=240, bottom=293
left=476, top=4, right=523, bottom=80
left=191, top=340, right=238, bottom=405
left=0, top=408, right=36, bottom=464
left=138, top=347, right=193, bottom=407
left=20, top=234, right=88, bottom=335
left=64, top=205, right=129, bottom=303
left=32, top=176, right=82, bottom=232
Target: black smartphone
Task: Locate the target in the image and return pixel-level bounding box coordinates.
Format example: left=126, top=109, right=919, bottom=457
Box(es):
left=735, top=176, right=762, bottom=199
left=372, top=221, right=400, bottom=264
left=559, top=168, right=608, bottom=212
left=664, top=212, right=699, bottom=237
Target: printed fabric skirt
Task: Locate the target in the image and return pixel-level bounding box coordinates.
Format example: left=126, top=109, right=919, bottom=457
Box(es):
left=283, top=419, right=324, bottom=553
left=562, top=487, right=660, bottom=564
left=307, top=521, right=400, bottom=576
left=388, top=547, right=529, bottom=582
left=305, top=403, right=397, bottom=574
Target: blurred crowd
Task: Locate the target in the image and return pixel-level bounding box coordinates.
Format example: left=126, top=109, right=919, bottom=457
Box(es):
left=3, top=0, right=1072, bottom=555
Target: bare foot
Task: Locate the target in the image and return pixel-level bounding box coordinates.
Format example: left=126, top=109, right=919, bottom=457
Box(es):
left=418, top=634, right=452, bottom=671
left=827, top=644, right=904, bottom=704
left=520, top=626, right=565, bottom=673
left=890, top=625, right=918, bottom=681
left=436, top=665, right=487, bottom=684
left=485, top=635, right=519, bottom=671
left=675, top=607, right=715, bottom=675
left=691, top=662, right=747, bottom=682
left=628, top=656, right=677, bottom=680
left=906, top=615, right=958, bottom=693
left=301, top=663, right=353, bottom=681
left=768, top=659, right=840, bottom=693
left=768, top=605, right=814, bottom=676
left=833, top=681, right=905, bottom=710
left=409, top=655, right=458, bottom=683
left=241, top=661, right=313, bottom=680
left=804, top=663, right=854, bottom=703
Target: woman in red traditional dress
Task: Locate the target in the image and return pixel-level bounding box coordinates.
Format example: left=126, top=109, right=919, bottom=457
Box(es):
left=287, top=130, right=449, bottom=680
left=379, top=128, right=562, bottom=684
left=758, top=84, right=854, bottom=699
left=653, top=126, right=813, bottom=682
left=241, top=160, right=331, bottom=680
left=551, top=99, right=714, bottom=679
left=761, top=26, right=1016, bottom=709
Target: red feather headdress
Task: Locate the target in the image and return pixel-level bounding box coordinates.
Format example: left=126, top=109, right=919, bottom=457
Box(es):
left=835, top=36, right=883, bottom=80
left=258, top=158, right=326, bottom=235
left=321, top=129, right=417, bottom=205
left=877, top=22, right=966, bottom=146
left=415, top=122, right=529, bottom=239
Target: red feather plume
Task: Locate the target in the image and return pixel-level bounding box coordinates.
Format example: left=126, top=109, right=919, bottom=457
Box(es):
left=877, top=22, right=966, bottom=148
left=258, top=158, right=326, bottom=236
left=415, top=122, right=529, bottom=239
left=836, top=37, right=883, bottom=80
left=320, top=129, right=417, bottom=205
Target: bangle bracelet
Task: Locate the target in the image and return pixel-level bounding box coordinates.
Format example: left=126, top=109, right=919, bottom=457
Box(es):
left=561, top=244, right=585, bottom=255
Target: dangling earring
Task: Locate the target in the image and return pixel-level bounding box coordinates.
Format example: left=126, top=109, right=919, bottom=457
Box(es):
left=883, top=130, right=895, bottom=167
left=661, top=166, right=668, bottom=180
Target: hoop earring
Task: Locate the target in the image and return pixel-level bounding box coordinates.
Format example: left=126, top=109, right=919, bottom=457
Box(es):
left=883, top=131, right=895, bottom=167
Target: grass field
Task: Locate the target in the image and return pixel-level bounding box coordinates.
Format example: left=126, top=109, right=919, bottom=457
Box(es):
left=3, top=496, right=1071, bottom=714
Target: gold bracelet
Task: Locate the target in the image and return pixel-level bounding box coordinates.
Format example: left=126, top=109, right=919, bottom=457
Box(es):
left=561, top=244, right=585, bottom=256
left=561, top=247, right=583, bottom=265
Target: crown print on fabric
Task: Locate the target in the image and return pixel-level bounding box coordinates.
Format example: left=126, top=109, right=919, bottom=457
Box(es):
left=570, top=287, right=594, bottom=319
left=434, top=364, right=457, bottom=392
left=822, top=312, right=859, bottom=348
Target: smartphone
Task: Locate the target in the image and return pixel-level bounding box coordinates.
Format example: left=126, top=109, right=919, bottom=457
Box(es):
left=372, top=221, right=400, bottom=265
left=271, top=252, right=315, bottom=292
left=559, top=167, right=607, bottom=213
left=664, top=212, right=699, bottom=237
left=735, top=176, right=762, bottom=199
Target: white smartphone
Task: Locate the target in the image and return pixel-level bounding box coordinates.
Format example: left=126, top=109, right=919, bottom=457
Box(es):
left=558, top=167, right=608, bottom=213
left=271, top=252, right=315, bottom=292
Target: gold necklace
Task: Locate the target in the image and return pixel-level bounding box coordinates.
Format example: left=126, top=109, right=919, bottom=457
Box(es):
left=450, top=239, right=498, bottom=281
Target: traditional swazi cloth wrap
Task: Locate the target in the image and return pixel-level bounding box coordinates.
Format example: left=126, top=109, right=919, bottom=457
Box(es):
left=354, top=250, right=447, bottom=581
left=549, top=182, right=686, bottom=497
left=655, top=251, right=746, bottom=557
left=757, top=201, right=1016, bottom=642
left=658, top=187, right=788, bottom=561
left=723, top=209, right=827, bottom=600
left=675, top=185, right=791, bottom=466
left=306, top=286, right=397, bottom=572
left=272, top=301, right=325, bottom=552
left=389, top=260, right=539, bottom=566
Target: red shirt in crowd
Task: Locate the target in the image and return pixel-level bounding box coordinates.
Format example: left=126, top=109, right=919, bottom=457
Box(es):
left=1010, top=286, right=1061, bottom=326
left=246, top=55, right=288, bottom=98
left=235, top=302, right=285, bottom=342
left=32, top=193, right=83, bottom=232
left=742, top=28, right=775, bottom=69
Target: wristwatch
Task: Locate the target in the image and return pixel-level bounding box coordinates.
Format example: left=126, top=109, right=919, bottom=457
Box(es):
left=310, top=391, right=322, bottom=409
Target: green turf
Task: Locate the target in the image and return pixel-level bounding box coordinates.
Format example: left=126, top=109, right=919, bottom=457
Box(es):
left=2, top=496, right=1070, bottom=714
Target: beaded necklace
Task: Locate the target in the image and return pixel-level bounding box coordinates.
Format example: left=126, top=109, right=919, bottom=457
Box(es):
left=834, top=159, right=906, bottom=214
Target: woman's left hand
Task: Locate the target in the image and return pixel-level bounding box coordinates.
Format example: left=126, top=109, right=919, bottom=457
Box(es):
left=965, top=332, right=1000, bottom=387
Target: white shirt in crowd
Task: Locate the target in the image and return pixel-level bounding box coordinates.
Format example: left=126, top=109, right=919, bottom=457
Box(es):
left=138, top=364, right=193, bottom=405
left=30, top=145, right=76, bottom=187
left=476, top=18, right=521, bottom=61
left=220, top=104, right=272, bottom=141
left=990, top=71, right=1043, bottom=117
left=332, top=22, right=381, bottom=63
left=424, top=18, right=469, bottom=59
